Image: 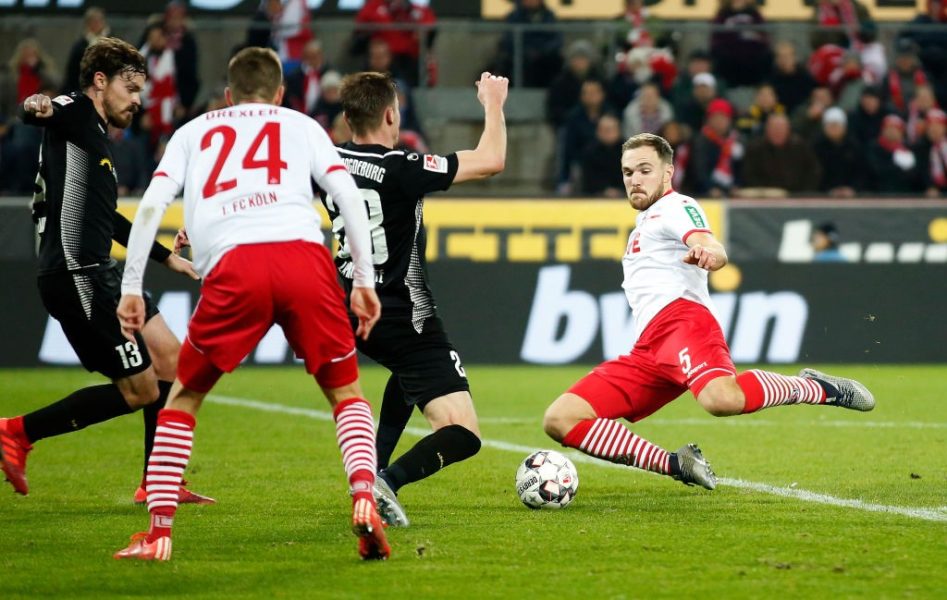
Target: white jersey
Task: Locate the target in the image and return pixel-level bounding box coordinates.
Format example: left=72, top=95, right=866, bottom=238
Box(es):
left=622, top=190, right=717, bottom=337
left=153, top=103, right=346, bottom=277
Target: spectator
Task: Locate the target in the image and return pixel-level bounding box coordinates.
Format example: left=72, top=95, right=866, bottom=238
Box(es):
left=677, top=72, right=718, bottom=134
left=284, top=39, right=330, bottom=116
left=659, top=120, right=691, bottom=191
left=736, top=83, right=785, bottom=137
left=160, top=0, right=200, bottom=114
left=849, top=84, right=887, bottom=146
left=615, top=0, right=655, bottom=51
left=791, top=86, right=834, bottom=143
left=907, top=84, right=939, bottom=144
left=353, top=0, right=437, bottom=87
left=557, top=78, right=611, bottom=195
left=546, top=40, right=601, bottom=128
left=742, top=113, right=821, bottom=194
left=396, top=82, right=428, bottom=153
left=240, top=0, right=280, bottom=53
left=670, top=49, right=714, bottom=116
left=857, top=21, right=887, bottom=83
left=901, top=1, right=947, bottom=104
left=688, top=98, right=743, bottom=197
left=810, top=0, right=871, bottom=50
left=63, top=7, right=109, bottom=93
left=767, top=41, right=815, bottom=114
left=867, top=114, right=920, bottom=194
left=271, top=0, right=313, bottom=68
left=495, top=0, right=562, bottom=88
left=622, top=45, right=677, bottom=95
left=832, top=51, right=869, bottom=111
left=579, top=113, right=625, bottom=197
left=140, top=23, right=181, bottom=148
left=8, top=39, right=56, bottom=105
left=914, top=108, right=947, bottom=197
left=623, top=82, right=673, bottom=137
left=0, top=78, right=56, bottom=194
left=811, top=222, right=847, bottom=262
left=887, top=39, right=929, bottom=116
left=710, top=0, right=772, bottom=88
left=330, top=111, right=352, bottom=144
left=312, top=70, right=344, bottom=133
left=367, top=37, right=394, bottom=74
left=812, top=106, right=864, bottom=196
left=108, top=127, right=151, bottom=197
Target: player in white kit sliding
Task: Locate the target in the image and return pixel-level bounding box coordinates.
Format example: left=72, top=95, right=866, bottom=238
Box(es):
left=542, top=133, right=875, bottom=490
left=112, top=47, right=390, bottom=561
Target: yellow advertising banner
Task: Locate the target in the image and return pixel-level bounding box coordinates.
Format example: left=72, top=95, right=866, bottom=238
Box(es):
left=112, top=198, right=724, bottom=264
left=482, top=0, right=922, bottom=22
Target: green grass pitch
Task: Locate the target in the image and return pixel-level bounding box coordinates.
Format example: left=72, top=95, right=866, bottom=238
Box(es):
left=1, top=365, right=945, bottom=598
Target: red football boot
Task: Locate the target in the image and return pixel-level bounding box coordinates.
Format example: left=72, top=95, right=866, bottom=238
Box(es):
left=133, top=479, right=216, bottom=505
left=113, top=532, right=172, bottom=561
left=352, top=496, right=390, bottom=560
left=0, top=417, right=32, bottom=495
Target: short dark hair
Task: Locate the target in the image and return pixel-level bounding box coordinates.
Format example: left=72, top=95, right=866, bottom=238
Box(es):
left=622, top=132, right=674, bottom=164
left=340, top=72, right=397, bottom=136
left=228, top=47, right=283, bottom=103
left=79, top=37, right=146, bottom=90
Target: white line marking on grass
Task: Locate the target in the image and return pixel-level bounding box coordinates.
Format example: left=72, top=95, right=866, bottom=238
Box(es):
left=206, top=394, right=947, bottom=523
left=647, top=418, right=947, bottom=430
left=478, top=416, right=947, bottom=430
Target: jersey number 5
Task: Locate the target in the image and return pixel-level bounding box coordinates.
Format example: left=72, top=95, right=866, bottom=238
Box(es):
left=200, top=122, right=288, bottom=199
left=325, top=189, right=390, bottom=264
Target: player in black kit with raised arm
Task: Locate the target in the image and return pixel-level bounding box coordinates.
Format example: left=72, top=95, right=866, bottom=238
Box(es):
left=323, top=71, right=508, bottom=526
left=0, top=38, right=212, bottom=505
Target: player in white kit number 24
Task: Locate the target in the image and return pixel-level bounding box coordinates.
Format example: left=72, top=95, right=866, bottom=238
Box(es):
left=114, top=48, right=391, bottom=561
left=542, top=133, right=876, bottom=490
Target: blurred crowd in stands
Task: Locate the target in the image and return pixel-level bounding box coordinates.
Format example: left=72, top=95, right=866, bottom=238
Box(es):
left=3, top=0, right=947, bottom=199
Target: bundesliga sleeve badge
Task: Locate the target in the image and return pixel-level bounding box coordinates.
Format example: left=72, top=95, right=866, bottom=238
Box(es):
left=423, top=154, right=448, bottom=173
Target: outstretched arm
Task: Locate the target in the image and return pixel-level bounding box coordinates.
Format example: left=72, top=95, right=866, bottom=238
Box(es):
left=683, top=231, right=728, bottom=272
left=454, top=72, right=509, bottom=183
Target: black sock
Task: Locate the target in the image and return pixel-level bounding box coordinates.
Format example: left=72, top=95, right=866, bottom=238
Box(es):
left=22, top=383, right=134, bottom=443
left=669, top=453, right=681, bottom=477
left=375, top=375, right=415, bottom=470
left=141, top=381, right=172, bottom=480
left=383, top=424, right=481, bottom=492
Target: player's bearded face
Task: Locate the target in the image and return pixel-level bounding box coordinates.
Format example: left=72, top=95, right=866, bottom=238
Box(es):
left=103, top=72, right=144, bottom=129
left=621, top=147, right=672, bottom=211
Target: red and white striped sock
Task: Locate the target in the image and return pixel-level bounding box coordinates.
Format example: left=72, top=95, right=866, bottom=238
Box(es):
left=145, top=409, right=195, bottom=542
left=737, top=369, right=826, bottom=414
left=333, top=398, right=377, bottom=504
left=562, top=418, right=671, bottom=475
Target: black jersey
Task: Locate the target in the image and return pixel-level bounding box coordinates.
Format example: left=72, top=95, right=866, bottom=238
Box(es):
left=321, top=143, right=459, bottom=333
left=24, top=92, right=168, bottom=274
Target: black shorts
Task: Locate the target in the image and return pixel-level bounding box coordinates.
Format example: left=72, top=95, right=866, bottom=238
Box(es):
left=38, top=263, right=159, bottom=380
left=354, top=314, right=470, bottom=408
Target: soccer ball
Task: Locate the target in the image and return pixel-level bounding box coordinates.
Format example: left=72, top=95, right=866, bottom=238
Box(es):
left=515, top=450, right=579, bottom=509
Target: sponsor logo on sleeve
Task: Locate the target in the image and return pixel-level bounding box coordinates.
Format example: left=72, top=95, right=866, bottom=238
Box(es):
left=423, top=154, right=448, bottom=173
left=52, top=95, right=74, bottom=107
left=685, top=206, right=706, bottom=228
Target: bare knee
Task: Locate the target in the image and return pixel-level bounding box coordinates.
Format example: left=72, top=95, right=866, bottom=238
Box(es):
left=142, top=316, right=181, bottom=382
left=696, top=378, right=745, bottom=417
left=423, top=392, right=480, bottom=438
left=116, top=374, right=160, bottom=409
left=543, top=393, right=595, bottom=442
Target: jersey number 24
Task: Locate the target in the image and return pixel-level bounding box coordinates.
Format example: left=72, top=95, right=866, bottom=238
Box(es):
left=200, top=122, right=288, bottom=199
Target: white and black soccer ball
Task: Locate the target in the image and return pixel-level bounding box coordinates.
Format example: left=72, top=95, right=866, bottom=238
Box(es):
left=515, top=450, right=579, bottom=509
